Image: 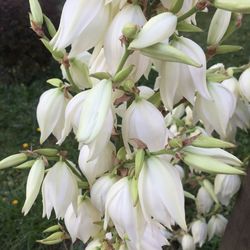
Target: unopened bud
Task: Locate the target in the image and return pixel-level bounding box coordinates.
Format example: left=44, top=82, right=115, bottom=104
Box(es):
left=29, top=0, right=43, bottom=26
left=169, top=138, right=183, bottom=148
left=177, top=21, right=203, bottom=33
left=216, top=45, right=242, bottom=54
left=15, top=160, right=36, bottom=169
left=43, top=15, right=56, bottom=38
left=191, top=135, right=235, bottom=148
left=89, top=72, right=111, bottom=80
left=34, top=148, right=59, bottom=157
left=130, top=176, right=139, bottom=206
left=117, top=147, right=127, bottom=161
left=0, top=153, right=28, bottom=170
left=37, top=232, right=65, bottom=245
left=46, top=78, right=63, bottom=88
left=122, top=23, right=140, bottom=40
left=43, top=224, right=62, bottom=233
left=140, top=43, right=201, bottom=67
left=213, top=0, right=250, bottom=13
left=120, top=79, right=135, bottom=92
left=203, top=179, right=219, bottom=204
left=135, top=149, right=145, bottom=178
left=113, top=65, right=135, bottom=83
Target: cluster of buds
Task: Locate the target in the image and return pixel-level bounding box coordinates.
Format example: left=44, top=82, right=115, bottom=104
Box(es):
left=1, top=0, right=250, bottom=249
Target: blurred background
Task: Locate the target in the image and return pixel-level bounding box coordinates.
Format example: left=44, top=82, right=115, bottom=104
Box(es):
left=0, top=1, right=250, bottom=249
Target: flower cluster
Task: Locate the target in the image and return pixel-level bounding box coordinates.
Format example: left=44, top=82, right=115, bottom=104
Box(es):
left=1, top=0, right=250, bottom=249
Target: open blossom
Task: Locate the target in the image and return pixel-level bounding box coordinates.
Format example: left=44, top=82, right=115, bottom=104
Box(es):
left=122, top=98, right=167, bottom=154
left=191, top=218, right=208, bottom=247
left=51, top=0, right=110, bottom=50
left=208, top=214, right=228, bottom=240
left=64, top=197, right=101, bottom=243
left=138, top=156, right=187, bottom=230
left=37, top=88, right=70, bottom=144
left=214, top=174, right=241, bottom=205
left=196, top=186, right=214, bottom=215
left=42, top=161, right=78, bottom=219
left=156, top=36, right=210, bottom=110
left=181, top=234, right=196, bottom=250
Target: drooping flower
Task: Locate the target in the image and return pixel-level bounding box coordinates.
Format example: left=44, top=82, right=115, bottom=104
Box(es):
left=42, top=161, right=78, bottom=219
left=207, top=214, right=228, bottom=240
left=181, top=234, right=196, bottom=250
left=122, top=98, right=167, bottom=154
left=64, top=197, right=102, bottom=243
left=37, top=88, right=70, bottom=144
left=191, top=218, right=208, bottom=247
left=196, top=187, right=214, bottom=215
left=138, top=156, right=187, bottom=230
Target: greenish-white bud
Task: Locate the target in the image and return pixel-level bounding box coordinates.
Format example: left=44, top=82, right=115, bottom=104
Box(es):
left=216, top=45, right=243, bottom=54
left=140, top=43, right=201, bottom=67
left=177, top=21, right=203, bottom=33
left=122, top=23, right=140, bottom=40
left=113, top=65, right=135, bottom=83
left=43, top=15, right=57, bottom=38
left=130, top=176, right=139, bottom=206
left=0, top=153, right=28, bottom=170
left=213, top=0, right=250, bottom=13
left=15, top=160, right=36, bottom=169
left=43, top=225, right=62, bottom=233
left=203, top=179, right=219, bottom=204
left=34, top=148, right=59, bottom=157
left=36, top=232, right=65, bottom=245
left=135, top=149, right=145, bottom=178
left=29, top=0, right=43, bottom=26
left=46, top=78, right=63, bottom=88
left=191, top=135, right=235, bottom=148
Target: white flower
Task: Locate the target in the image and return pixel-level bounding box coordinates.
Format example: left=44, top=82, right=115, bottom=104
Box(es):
left=193, top=82, right=236, bottom=137
left=78, top=142, right=115, bottom=186
left=214, top=174, right=241, bottom=205
left=65, top=197, right=101, bottom=243
left=85, top=239, right=102, bottom=250
left=22, top=159, right=45, bottom=215
left=191, top=219, right=208, bottom=247
left=239, top=68, right=250, bottom=102
left=207, top=9, right=231, bottom=45
left=91, top=175, right=118, bottom=215
left=122, top=98, right=167, bottom=154
left=37, top=88, right=69, bottom=144
left=129, top=12, right=177, bottom=49
left=157, top=37, right=210, bottom=110
left=77, top=79, right=112, bottom=143
left=208, top=214, right=228, bottom=240
left=104, top=4, right=149, bottom=81
left=181, top=234, right=196, bottom=250
left=51, top=0, right=109, bottom=50
left=104, top=177, right=145, bottom=245
left=42, top=161, right=78, bottom=219
left=138, top=156, right=187, bottom=230
left=196, top=187, right=213, bottom=214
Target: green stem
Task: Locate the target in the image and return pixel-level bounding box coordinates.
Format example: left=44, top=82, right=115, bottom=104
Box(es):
left=177, top=6, right=197, bottom=22
left=150, top=149, right=176, bottom=156
left=115, top=46, right=133, bottom=74
left=64, top=160, right=86, bottom=182
left=64, top=66, right=81, bottom=93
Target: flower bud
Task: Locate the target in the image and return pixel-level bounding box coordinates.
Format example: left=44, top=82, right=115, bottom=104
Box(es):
left=207, top=9, right=231, bottom=45
left=140, top=43, right=201, bottom=67
left=216, top=45, right=243, bottom=54
left=22, top=159, right=45, bottom=215
left=43, top=225, right=62, bottom=233
left=15, top=160, right=36, bottom=169
left=46, top=78, right=63, bottom=88
left=214, top=174, right=241, bottom=205
left=37, top=232, right=65, bottom=245
left=113, top=65, right=135, bottom=83
left=181, top=234, right=195, bottom=250
left=122, top=23, right=140, bottom=40
left=34, top=148, right=59, bottom=157
left=191, top=135, right=235, bottom=148
left=29, top=0, right=43, bottom=26
left=208, top=214, right=228, bottom=240
left=0, top=153, right=27, bottom=170
left=213, top=0, right=250, bottom=13
left=135, top=149, right=145, bottom=178
left=196, top=187, right=214, bottom=214
left=43, top=15, right=57, bottom=37
left=203, top=179, right=219, bottom=204
left=239, top=68, right=250, bottom=102
left=129, top=12, right=177, bottom=49
left=191, top=219, right=208, bottom=247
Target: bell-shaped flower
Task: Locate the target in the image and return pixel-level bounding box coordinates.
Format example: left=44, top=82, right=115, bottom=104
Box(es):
left=79, top=142, right=115, bottom=186
left=239, top=68, right=250, bottom=102
left=37, top=88, right=70, bottom=144
left=77, top=79, right=112, bottom=143
left=157, top=36, right=210, bottom=110
left=65, top=197, right=102, bottom=243
left=104, top=177, right=146, bottom=245
left=90, top=175, right=118, bottom=215
left=85, top=239, right=102, bottom=250
left=42, top=161, right=78, bottom=219
left=138, top=156, right=187, bottom=230
left=22, top=159, right=45, bottom=215
left=104, top=4, right=149, bottom=81
left=207, top=9, right=231, bottom=45
left=193, top=82, right=236, bottom=138
left=214, top=174, right=241, bottom=206
left=207, top=214, right=228, bottom=240
left=51, top=0, right=109, bottom=50
left=191, top=218, right=208, bottom=247
left=181, top=234, right=196, bottom=250
left=122, top=98, right=167, bottom=154
left=129, top=12, right=177, bottom=49
left=196, top=187, right=214, bottom=214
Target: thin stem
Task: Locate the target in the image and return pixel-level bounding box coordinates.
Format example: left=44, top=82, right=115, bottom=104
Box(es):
left=64, top=66, right=81, bottom=93
left=115, top=46, right=133, bottom=74
left=177, top=6, right=197, bottom=22
left=64, top=160, right=86, bottom=182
